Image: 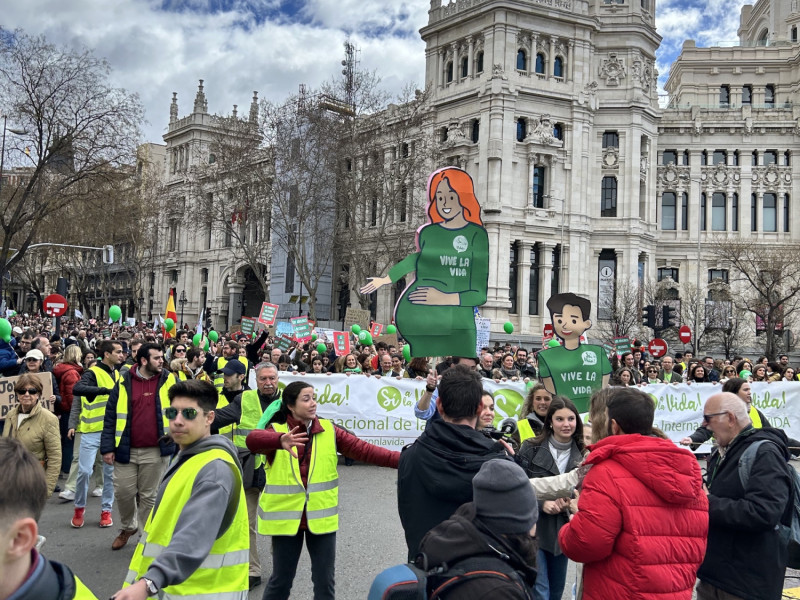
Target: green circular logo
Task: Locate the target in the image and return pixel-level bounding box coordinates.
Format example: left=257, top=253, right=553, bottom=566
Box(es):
left=492, top=388, right=524, bottom=427
left=377, top=386, right=402, bottom=412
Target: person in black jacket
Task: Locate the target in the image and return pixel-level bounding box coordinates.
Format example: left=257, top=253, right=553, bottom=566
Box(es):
left=680, top=377, right=800, bottom=456
left=397, top=365, right=513, bottom=561
left=416, top=459, right=538, bottom=600
left=696, top=392, right=793, bottom=600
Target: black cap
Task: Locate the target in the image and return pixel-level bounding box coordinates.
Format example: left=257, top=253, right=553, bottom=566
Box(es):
left=222, top=360, right=246, bottom=375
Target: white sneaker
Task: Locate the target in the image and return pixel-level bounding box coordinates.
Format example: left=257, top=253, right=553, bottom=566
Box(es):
left=91, top=487, right=102, bottom=497
left=58, top=489, right=75, bottom=502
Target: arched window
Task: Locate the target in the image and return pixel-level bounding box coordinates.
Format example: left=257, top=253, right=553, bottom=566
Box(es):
left=476, top=51, right=484, bottom=73
left=554, top=56, right=564, bottom=78
left=553, top=123, right=563, bottom=140
left=446, top=61, right=453, bottom=83
left=461, top=56, right=469, bottom=79
left=516, top=118, right=527, bottom=142
left=516, top=49, right=527, bottom=71
left=471, top=119, right=480, bottom=143
left=535, top=53, right=546, bottom=74
left=601, top=177, right=617, bottom=217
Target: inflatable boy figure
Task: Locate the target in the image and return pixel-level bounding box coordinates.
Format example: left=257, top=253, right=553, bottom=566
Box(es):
left=537, top=293, right=612, bottom=413
left=360, top=167, right=489, bottom=358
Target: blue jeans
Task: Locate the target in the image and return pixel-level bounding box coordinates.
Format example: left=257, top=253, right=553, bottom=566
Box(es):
left=75, top=431, right=114, bottom=511
left=534, top=548, right=569, bottom=600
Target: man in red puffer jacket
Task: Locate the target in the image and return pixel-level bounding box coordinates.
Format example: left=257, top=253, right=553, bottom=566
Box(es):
left=559, top=388, right=709, bottom=600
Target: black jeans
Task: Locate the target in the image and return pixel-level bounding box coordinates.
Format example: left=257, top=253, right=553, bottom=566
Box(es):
left=262, top=529, right=336, bottom=600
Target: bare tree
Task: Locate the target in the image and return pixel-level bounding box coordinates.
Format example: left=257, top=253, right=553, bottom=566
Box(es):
left=0, top=28, right=143, bottom=300
left=594, top=276, right=646, bottom=347
left=712, top=238, right=800, bottom=360
left=331, top=82, right=439, bottom=315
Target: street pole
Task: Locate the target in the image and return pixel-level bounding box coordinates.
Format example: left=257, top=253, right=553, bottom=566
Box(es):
left=695, top=178, right=701, bottom=356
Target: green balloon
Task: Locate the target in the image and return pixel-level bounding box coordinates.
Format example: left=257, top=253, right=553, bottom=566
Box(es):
left=358, top=330, right=368, bottom=342
left=547, top=338, right=561, bottom=348
left=503, top=321, right=514, bottom=334
left=109, top=305, right=122, bottom=322
left=386, top=324, right=397, bottom=334
left=351, top=324, right=361, bottom=335
left=739, top=370, right=752, bottom=379
left=311, top=333, right=318, bottom=341
left=363, top=332, right=373, bottom=345
left=208, top=330, right=219, bottom=342
left=316, top=343, right=327, bottom=354
left=164, top=318, right=174, bottom=331
left=204, top=341, right=209, bottom=352
left=193, top=333, right=202, bottom=346
left=402, top=345, right=411, bottom=362
left=0, top=318, right=10, bottom=341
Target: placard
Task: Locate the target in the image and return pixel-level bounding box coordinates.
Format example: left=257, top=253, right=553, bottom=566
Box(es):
left=343, top=307, right=371, bottom=332
left=0, top=373, right=56, bottom=420
left=333, top=331, right=351, bottom=356
left=613, top=336, right=631, bottom=354
left=475, top=317, right=491, bottom=354
left=275, top=321, right=294, bottom=337
left=290, top=316, right=313, bottom=343
left=370, top=322, right=384, bottom=337
left=259, top=302, right=279, bottom=325
left=274, top=334, right=293, bottom=352
left=240, top=316, right=257, bottom=336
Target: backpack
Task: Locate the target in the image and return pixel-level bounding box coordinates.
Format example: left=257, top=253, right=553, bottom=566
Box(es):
left=738, top=439, right=800, bottom=567
left=367, top=554, right=533, bottom=600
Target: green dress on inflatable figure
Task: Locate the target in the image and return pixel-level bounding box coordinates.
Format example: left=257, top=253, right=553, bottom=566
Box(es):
left=360, top=167, right=489, bottom=358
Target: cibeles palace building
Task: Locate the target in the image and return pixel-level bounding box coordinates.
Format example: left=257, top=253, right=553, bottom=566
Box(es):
left=151, top=0, right=800, bottom=340
left=404, top=0, right=800, bottom=341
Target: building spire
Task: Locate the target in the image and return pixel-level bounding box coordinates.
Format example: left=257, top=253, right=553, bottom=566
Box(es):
left=194, top=79, right=207, bottom=114
left=170, top=92, right=178, bottom=123
left=249, top=91, right=259, bottom=124
left=232, top=104, right=238, bottom=118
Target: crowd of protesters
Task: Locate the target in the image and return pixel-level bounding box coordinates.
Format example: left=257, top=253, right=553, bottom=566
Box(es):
left=1, top=312, right=798, bottom=600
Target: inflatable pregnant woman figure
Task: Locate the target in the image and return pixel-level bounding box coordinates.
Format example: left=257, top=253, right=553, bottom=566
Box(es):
left=360, top=167, right=489, bottom=358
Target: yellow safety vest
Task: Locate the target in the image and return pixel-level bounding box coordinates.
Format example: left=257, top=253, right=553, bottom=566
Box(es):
left=74, top=574, right=99, bottom=599
left=114, top=374, right=172, bottom=448
left=232, top=390, right=263, bottom=455
left=213, top=356, right=250, bottom=391
left=78, top=366, right=120, bottom=434
left=517, top=418, right=536, bottom=443
left=217, top=391, right=235, bottom=438
left=258, top=419, right=338, bottom=536
left=124, top=448, right=249, bottom=600
left=749, top=404, right=763, bottom=429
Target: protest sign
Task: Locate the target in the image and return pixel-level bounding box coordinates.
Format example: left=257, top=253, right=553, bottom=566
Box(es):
left=475, top=317, right=491, bottom=355
left=275, top=321, right=294, bottom=337
left=266, top=377, right=800, bottom=452
left=290, top=316, right=313, bottom=343
left=240, top=316, right=257, bottom=336
left=344, top=307, right=371, bottom=332
left=274, top=334, right=293, bottom=352
left=333, top=331, right=351, bottom=356
left=259, top=303, right=279, bottom=325
left=0, top=373, right=55, bottom=420
left=370, top=322, right=384, bottom=337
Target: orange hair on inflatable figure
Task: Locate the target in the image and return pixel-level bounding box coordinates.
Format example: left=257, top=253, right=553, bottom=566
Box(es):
left=427, top=167, right=483, bottom=226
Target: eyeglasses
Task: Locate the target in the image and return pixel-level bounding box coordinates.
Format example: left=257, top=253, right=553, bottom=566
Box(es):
left=17, top=388, right=39, bottom=395
left=163, top=407, right=201, bottom=420
left=24, top=358, right=40, bottom=362
left=174, top=348, right=186, bottom=353
left=702, top=411, right=727, bottom=423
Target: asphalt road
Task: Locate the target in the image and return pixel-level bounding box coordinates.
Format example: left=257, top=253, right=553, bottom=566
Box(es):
left=39, top=461, right=800, bottom=600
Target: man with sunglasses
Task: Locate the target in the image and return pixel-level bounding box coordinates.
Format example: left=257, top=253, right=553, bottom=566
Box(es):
left=111, top=379, right=249, bottom=600
left=696, top=392, right=793, bottom=600
left=100, top=343, right=175, bottom=551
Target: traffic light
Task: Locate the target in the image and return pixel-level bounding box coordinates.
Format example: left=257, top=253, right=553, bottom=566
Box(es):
left=642, top=305, right=656, bottom=329
left=102, top=245, right=115, bottom=264
left=663, top=304, right=678, bottom=328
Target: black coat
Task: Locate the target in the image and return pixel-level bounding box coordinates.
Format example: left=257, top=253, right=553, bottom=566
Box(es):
left=698, top=426, right=792, bottom=600
left=516, top=438, right=583, bottom=555
left=397, top=418, right=511, bottom=561
left=418, top=503, right=536, bottom=600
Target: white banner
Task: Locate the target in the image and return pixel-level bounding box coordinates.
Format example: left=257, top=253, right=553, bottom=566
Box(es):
left=266, top=376, right=800, bottom=452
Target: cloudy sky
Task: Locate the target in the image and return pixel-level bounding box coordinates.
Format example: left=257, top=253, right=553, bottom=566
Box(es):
left=4, top=0, right=750, bottom=143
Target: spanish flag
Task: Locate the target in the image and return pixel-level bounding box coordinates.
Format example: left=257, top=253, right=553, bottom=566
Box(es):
left=163, top=289, right=178, bottom=338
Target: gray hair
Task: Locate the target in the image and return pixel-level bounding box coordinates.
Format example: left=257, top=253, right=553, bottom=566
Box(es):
left=256, top=362, right=278, bottom=374
left=718, top=392, right=750, bottom=424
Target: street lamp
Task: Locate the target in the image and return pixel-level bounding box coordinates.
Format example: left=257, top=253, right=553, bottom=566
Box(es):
left=178, top=290, right=187, bottom=329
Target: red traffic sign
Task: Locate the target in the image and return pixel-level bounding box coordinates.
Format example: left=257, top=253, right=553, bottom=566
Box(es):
left=648, top=338, right=668, bottom=358
left=679, top=325, right=692, bottom=344
left=43, top=293, right=68, bottom=317
left=543, top=323, right=554, bottom=335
